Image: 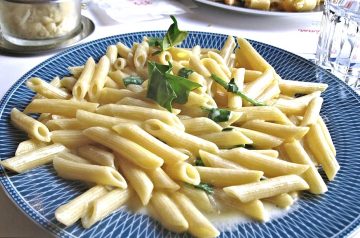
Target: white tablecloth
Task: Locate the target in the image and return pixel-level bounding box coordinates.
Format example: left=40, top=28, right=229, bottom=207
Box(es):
left=0, top=1, right=348, bottom=237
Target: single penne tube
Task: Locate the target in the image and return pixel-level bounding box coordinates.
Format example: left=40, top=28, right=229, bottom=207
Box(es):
left=113, top=57, right=127, bottom=71
left=113, top=124, right=188, bottom=164
left=26, top=77, right=71, bottom=99
left=76, top=109, right=141, bottom=129
left=133, top=41, right=149, bottom=70
left=51, top=130, right=92, bottom=148
left=55, top=185, right=108, bottom=226
left=254, top=149, right=279, bottom=158
left=223, top=174, right=309, bottom=203
left=256, top=79, right=281, bottom=102
left=107, top=70, right=128, bottom=89
left=11, top=108, right=51, bottom=142
left=97, top=104, right=184, bottom=131
left=215, top=191, right=267, bottom=221
left=116, top=42, right=131, bottom=58
left=220, top=35, right=236, bottom=66
left=279, top=80, right=328, bottom=96
left=283, top=140, right=328, bottom=194
left=83, top=127, right=163, bottom=169
left=236, top=37, right=272, bottom=72
left=182, top=91, right=209, bottom=107
left=54, top=152, right=91, bottom=164
left=144, top=119, right=218, bottom=156
left=98, top=88, right=141, bottom=104
left=272, top=98, right=307, bottom=116
left=153, top=50, right=173, bottom=65
left=199, top=150, right=246, bottom=169
left=164, top=162, right=200, bottom=185
left=15, top=139, right=47, bottom=156
left=208, top=51, right=230, bottom=74
left=262, top=193, right=294, bottom=208
left=73, top=57, right=96, bottom=100
left=198, top=130, right=253, bottom=148
left=46, top=118, right=86, bottom=131
left=202, top=58, right=230, bottom=82
left=1, top=143, right=68, bottom=173
left=146, top=168, right=180, bottom=191
left=24, top=99, right=99, bottom=118
left=218, top=111, right=244, bottom=128
left=317, top=116, right=336, bottom=156
left=243, top=68, right=274, bottom=99
left=300, top=97, right=323, bottom=126
left=88, top=56, right=111, bottom=102
left=181, top=117, right=223, bottom=135
left=149, top=191, right=189, bottom=233
left=116, top=157, right=153, bottom=205
left=235, top=106, right=292, bottom=125
left=171, top=192, right=220, bottom=238
left=305, top=124, right=340, bottom=181
left=195, top=166, right=263, bottom=187
left=228, top=68, right=245, bottom=109
left=237, top=128, right=284, bottom=149
left=53, top=157, right=127, bottom=188
left=179, top=185, right=215, bottom=213
left=168, top=47, right=191, bottom=61
left=105, top=45, right=118, bottom=64
left=60, top=76, right=77, bottom=91
left=68, top=65, right=84, bottom=78
left=242, top=120, right=309, bottom=142
left=78, top=145, right=115, bottom=168
left=244, top=69, right=262, bottom=83
left=219, top=147, right=309, bottom=177
left=189, top=55, right=211, bottom=78
left=82, top=188, right=132, bottom=229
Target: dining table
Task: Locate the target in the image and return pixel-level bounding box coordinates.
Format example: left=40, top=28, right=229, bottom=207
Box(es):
left=0, top=0, right=358, bottom=237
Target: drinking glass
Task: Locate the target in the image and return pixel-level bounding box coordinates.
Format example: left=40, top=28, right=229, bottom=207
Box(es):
left=315, top=0, right=360, bottom=91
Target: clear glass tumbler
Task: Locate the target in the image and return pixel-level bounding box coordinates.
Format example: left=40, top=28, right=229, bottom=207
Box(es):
left=0, top=0, right=82, bottom=46
left=315, top=0, right=360, bottom=91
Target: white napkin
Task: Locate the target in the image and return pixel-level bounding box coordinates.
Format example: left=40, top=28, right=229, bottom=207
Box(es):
left=92, top=0, right=192, bottom=24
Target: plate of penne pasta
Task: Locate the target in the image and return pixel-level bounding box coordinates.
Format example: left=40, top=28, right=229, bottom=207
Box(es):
left=1, top=16, right=360, bottom=238
left=194, top=0, right=323, bottom=16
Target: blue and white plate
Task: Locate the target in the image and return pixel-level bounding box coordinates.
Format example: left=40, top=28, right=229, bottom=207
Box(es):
left=1, top=31, right=360, bottom=238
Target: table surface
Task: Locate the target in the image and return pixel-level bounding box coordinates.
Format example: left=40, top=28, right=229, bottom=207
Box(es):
left=0, top=1, right=355, bottom=237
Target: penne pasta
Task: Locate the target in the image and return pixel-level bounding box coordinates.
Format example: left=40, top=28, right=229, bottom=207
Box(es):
left=219, top=147, right=309, bottom=177
left=51, top=130, right=92, bottom=148
left=199, top=150, right=246, bottom=169
left=78, top=145, right=115, bottom=168
left=15, top=139, right=47, bottom=156
left=55, top=185, right=108, bottom=226
left=164, top=162, right=200, bottom=185
left=1, top=143, right=68, bottom=173
left=198, top=130, right=253, bottom=148
left=88, top=56, right=111, bottom=102
left=46, top=118, right=86, bottom=131
left=11, top=108, right=51, bottom=142
left=53, top=157, right=127, bottom=188
left=279, top=80, right=328, bottom=96
left=181, top=117, right=223, bottom=135
left=73, top=57, right=96, bottom=100
left=237, top=128, right=284, bottom=149
left=262, top=193, right=294, bottom=208
left=179, top=185, right=215, bottom=213
left=26, top=77, right=71, bottom=99
left=224, top=175, right=309, bottom=203
left=300, top=97, right=323, bottom=127
left=83, top=127, right=163, bottom=169
left=82, top=188, right=132, bottom=228
left=146, top=168, right=180, bottom=191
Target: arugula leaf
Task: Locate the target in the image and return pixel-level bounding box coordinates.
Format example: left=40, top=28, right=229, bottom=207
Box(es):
left=123, top=76, right=143, bottom=87
left=195, top=158, right=205, bottom=166
left=202, top=107, right=231, bottom=123
left=211, top=74, right=266, bottom=106
left=147, top=61, right=201, bottom=111
left=178, top=67, right=194, bottom=78
left=193, top=183, right=214, bottom=195
left=148, top=15, right=188, bottom=55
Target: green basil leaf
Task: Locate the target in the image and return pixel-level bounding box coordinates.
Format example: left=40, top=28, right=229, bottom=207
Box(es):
left=147, top=61, right=176, bottom=111
left=207, top=108, right=231, bottom=122
left=195, top=158, right=205, bottom=166
left=147, top=61, right=201, bottom=111
left=178, top=67, right=194, bottom=78
left=163, top=15, right=188, bottom=49
left=147, top=37, right=162, bottom=47
left=165, top=73, right=201, bottom=104
left=193, top=183, right=214, bottom=195
left=123, top=76, right=143, bottom=87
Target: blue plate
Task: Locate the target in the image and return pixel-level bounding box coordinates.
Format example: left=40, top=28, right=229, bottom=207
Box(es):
left=1, top=31, right=360, bottom=238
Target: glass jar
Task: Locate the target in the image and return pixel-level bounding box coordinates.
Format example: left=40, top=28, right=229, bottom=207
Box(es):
left=0, top=0, right=82, bottom=46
